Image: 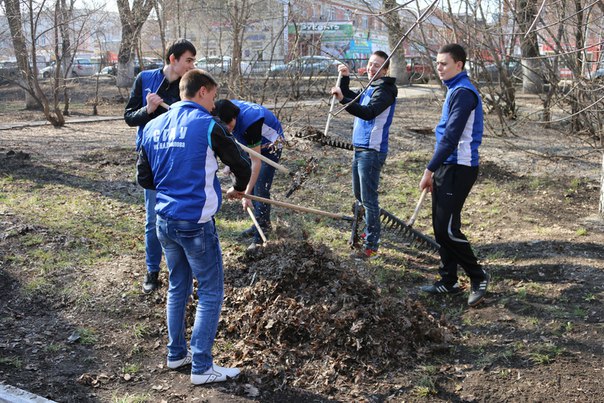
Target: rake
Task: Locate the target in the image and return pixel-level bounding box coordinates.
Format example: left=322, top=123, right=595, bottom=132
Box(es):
left=351, top=189, right=440, bottom=253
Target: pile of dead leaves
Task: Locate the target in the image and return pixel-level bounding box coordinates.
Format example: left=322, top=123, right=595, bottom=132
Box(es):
left=212, top=240, right=451, bottom=398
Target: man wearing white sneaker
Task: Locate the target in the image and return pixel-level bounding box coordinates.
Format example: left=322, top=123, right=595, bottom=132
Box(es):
left=137, top=69, right=251, bottom=384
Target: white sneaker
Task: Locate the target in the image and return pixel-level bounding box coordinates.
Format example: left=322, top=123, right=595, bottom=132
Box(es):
left=191, top=364, right=241, bottom=385
left=166, top=350, right=192, bottom=369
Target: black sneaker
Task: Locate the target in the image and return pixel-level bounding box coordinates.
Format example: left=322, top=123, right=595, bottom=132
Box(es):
left=420, top=281, right=463, bottom=295
left=142, top=272, right=160, bottom=294
left=468, top=273, right=490, bottom=307
left=238, top=226, right=257, bottom=239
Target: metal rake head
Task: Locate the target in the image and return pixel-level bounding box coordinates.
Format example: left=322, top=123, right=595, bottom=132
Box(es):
left=380, top=209, right=439, bottom=253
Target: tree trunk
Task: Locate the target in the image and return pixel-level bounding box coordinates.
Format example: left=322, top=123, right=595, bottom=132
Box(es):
left=600, top=153, right=604, bottom=216
left=382, top=0, right=408, bottom=83
left=229, top=0, right=246, bottom=97
left=116, top=0, right=155, bottom=88
left=515, top=0, right=543, bottom=93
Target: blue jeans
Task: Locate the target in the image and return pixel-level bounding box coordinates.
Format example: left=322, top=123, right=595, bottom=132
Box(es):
left=156, top=216, right=224, bottom=375
left=144, top=189, right=163, bottom=273
left=252, top=148, right=282, bottom=229
left=352, top=150, right=387, bottom=250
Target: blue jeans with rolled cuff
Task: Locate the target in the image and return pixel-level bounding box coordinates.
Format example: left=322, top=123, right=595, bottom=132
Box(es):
left=156, top=216, right=224, bottom=375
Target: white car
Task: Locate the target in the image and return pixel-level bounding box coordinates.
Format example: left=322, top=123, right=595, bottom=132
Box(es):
left=196, top=56, right=232, bottom=75
left=39, top=58, right=96, bottom=78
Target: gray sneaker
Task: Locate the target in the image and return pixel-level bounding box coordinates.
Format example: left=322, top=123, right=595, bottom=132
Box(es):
left=468, top=273, right=490, bottom=307
left=420, top=281, right=463, bottom=295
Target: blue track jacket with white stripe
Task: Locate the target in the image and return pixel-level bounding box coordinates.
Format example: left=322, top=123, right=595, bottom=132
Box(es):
left=230, top=100, right=284, bottom=147
left=137, top=100, right=251, bottom=223
left=339, top=75, right=397, bottom=153
left=427, top=71, right=483, bottom=172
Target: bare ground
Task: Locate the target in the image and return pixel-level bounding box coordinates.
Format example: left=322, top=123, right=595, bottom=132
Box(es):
left=0, top=80, right=603, bottom=402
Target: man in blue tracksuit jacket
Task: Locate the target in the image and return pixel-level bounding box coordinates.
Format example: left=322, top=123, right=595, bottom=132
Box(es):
left=213, top=99, right=285, bottom=247
left=125, top=39, right=196, bottom=293
left=418, top=43, right=489, bottom=307
left=137, top=70, right=251, bottom=385
left=331, top=50, right=397, bottom=259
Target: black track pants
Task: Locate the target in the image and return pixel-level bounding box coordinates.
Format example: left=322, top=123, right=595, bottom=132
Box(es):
left=432, top=164, right=485, bottom=285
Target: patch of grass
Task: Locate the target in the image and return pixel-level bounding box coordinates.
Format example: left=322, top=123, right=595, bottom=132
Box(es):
left=572, top=306, right=587, bottom=319
left=121, top=363, right=141, bottom=375
left=111, top=393, right=150, bottom=403
left=0, top=356, right=23, bottom=369
left=516, top=286, right=527, bottom=299
left=78, top=327, right=98, bottom=345
left=412, top=375, right=437, bottom=397
left=132, top=323, right=150, bottom=340
left=23, top=277, right=51, bottom=295
left=574, top=228, right=587, bottom=236
left=45, top=343, right=62, bottom=353
left=583, top=293, right=598, bottom=302
left=529, top=343, right=564, bottom=365
left=21, top=233, right=46, bottom=247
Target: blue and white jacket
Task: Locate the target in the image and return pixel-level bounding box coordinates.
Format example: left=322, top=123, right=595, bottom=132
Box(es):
left=427, top=71, right=483, bottom=171
left=137, top=101, right=251, bottom=223
left=230, top=100, right=284, bottom=148
left=124, top=68, right=181, bottom=150
left=339, top=76, right=397, bottom=153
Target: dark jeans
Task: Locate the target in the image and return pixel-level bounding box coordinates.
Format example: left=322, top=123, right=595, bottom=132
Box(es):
left=352, top=149, right=387, bottom=250
left=432, top=164, right=485, bottom=284
left=252, top=147, right=282, bottom=229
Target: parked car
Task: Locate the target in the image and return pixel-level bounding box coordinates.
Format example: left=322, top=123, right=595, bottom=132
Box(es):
left=134, top=59, right=163, bottom=74
left=0, top=61, right=20, bottom=84
left=196, top=56, right=232, bottom=75
left=268, top=56, right=338, bottom=77
left=593, top=68, right=604, bottom=79
left=474, top=60, right=522, bottom=83
left=39, top=58, right=96, bottom=78
left=95, top=65, right=117, bottom=76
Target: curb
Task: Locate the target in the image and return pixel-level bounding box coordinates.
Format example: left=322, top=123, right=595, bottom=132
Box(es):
left=0, top=383, right=56, bottom=403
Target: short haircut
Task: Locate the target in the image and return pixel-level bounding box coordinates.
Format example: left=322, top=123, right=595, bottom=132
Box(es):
left=438, top=43, right=467, bottom=68
left=165, top=38, right=197, bottom=64
left=212, top=99, right=240, bottom=124
left=179, top=69, right=218, bottom=99
left=372, top=50, right=390, bottom=70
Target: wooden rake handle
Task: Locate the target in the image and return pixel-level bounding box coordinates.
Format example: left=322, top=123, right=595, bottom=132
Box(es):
left=241, top=193, right=353, bottom=221
left=324, top=71, right=343, bottom=137
left=408, top=188, right=429, bottom=227
left=234, top=140, right=290, bottom=175
left=246, top=206, right=267, bottom=243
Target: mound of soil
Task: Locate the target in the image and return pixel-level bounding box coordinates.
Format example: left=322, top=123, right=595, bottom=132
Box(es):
left=211, top=241, right=450, bottom=399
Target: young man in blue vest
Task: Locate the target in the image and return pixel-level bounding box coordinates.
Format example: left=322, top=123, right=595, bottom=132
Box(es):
left=330, top=50, right=398, bottom=260
left=137, top=69, right=251, bottom=384
left=124, top=39, right=196, bottom=293
left=213, top=99, right=285, bottom=248
left=418, top=43, right=489, bottom=307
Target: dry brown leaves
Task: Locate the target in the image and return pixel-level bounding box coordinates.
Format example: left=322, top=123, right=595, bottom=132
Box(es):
left=209, top=240, right=451, bottom=398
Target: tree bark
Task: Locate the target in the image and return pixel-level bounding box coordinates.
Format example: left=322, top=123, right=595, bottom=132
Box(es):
left=515, top=0, right=543, bottom=93
left=116, top=0, right=156, bottom=88
left=382, top=0, right=408, bottom=83
left=600, top=153, right=604, bottom=216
